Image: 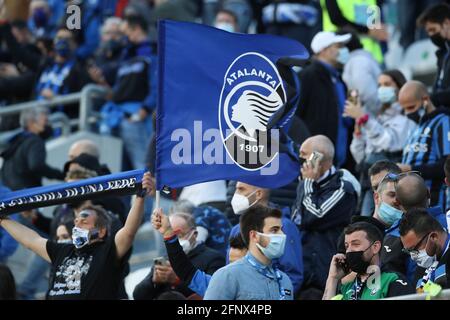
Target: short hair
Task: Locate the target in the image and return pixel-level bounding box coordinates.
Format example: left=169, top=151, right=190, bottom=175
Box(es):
left=169, top=212, right=196, bottom=231
left=20, top=106, right=48, bottom=128
left=0, top=264, right=16, bottom=300
left=444, top=155, right=450, bottom=180
left=344, top=222, right=383, bottom=244
left=229, top=233, right=247, bottom=250
left=78, top=204, right=111, bottom=234
left=399, top=208, right=444, bottom=237
left=169, top=200, right=195, bottom=215
left=381, top=70, right=407, bottom=89
left=417, top=3, right=450, bottom=27
left=239, top=205, right=282, bottom=246
left=368, top=160, right=401, bottom=177
left=124, top=14, right=148, bottom=32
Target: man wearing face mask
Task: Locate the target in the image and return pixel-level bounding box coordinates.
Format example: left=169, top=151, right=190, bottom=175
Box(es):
left=324, top=222, right=414, bottom=300
left=398, top=81, right=450, bottom=209
left=133, top=212, right=224, bottom=300
left=347, top=70, right=416, bottom=216
left=229, top=181, right=303, bottom=294
left=400, top=208, right=450, bottom=292
left=417, top=4, right=450, bottom=108
left=205, top=205, right=294, bottom=300
left=296, top=31, right=353, bottom=167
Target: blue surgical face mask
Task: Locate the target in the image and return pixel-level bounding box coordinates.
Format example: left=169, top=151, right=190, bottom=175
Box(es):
left=256, top=232, right=287, bottom=260
left=378, top=202, right=403, bottom=226
left=336, top=47, right=350, bottom=65
left=378, top=86, right=397, bottom=104
left=215, top=22, right=235, bottom=33
left=72, top=226, right=99, bottom=249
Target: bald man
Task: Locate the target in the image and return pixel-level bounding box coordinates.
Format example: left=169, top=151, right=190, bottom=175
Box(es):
left=229, top=181, right=304, bottom=293
left=292, top=135, right=358, bottom=295
left=398, top=80, right=450, bottom=208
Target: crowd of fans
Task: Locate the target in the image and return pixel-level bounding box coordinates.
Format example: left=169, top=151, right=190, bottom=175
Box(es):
left=0, top=0, right=450, bottom=300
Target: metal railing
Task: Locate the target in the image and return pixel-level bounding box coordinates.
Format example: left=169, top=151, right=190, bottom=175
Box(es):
left=0, top=84, right=108, bottom=133
left=382, top=289, right=450, bottom=300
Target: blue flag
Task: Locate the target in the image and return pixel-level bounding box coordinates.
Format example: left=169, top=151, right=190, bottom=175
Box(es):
left=0, top=169, right=145, bottom=215
left=156, top=20, right=309, bottom=190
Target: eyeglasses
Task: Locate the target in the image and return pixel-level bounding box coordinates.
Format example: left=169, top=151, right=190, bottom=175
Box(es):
left=401, top=232, right=430, bottom=256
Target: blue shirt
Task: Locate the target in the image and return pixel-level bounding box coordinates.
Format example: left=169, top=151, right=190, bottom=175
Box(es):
left=204, top=252, right=293, bottom=300
left=227, top=205, right=304, bottom=292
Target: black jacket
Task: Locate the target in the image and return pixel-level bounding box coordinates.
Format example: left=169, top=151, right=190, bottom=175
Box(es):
left=133, top=243, right=225, bottom=300
left=296, top=60, right=343, bottom=146
left=291, top=170, right=357, bottom=290
left=432, top=45, right=450, bottom=108
left=0, top=131, right=64, bottom=190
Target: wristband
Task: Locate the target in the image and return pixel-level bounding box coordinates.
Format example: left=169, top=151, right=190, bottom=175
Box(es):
left=357, top=114, right=369, bottom=126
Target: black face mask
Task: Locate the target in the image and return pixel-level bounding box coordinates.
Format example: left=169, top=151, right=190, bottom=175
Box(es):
left=39, top=124, right=53, bottom=140
left=406, top=106, right=426, bottom=124
left=430, top=33, right=446, bottom=48
left=345, top=243, right=374, bottom=274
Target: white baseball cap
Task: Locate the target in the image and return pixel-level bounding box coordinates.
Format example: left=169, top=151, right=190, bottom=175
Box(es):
left=310, top=31, right=351, bottom=54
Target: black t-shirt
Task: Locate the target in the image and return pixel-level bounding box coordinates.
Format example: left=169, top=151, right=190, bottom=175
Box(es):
left=46, top=237, right=126, bottom=300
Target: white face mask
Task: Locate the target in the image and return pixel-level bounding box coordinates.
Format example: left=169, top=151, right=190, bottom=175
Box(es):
left=215, top=22, right=235, bottom=33
left=179, top=230, right=195, bottom=254
left=231, top=190, right=258, bottom=215
left=410, top=249, right=437, bottom=269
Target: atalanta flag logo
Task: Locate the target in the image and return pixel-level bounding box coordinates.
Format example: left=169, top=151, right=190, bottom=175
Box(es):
left=219, top=52, right=287, bottom=171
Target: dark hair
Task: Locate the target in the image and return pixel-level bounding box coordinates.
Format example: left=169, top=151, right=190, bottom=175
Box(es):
left=11, top=20, right=28, bottom=30
left=344, top=222, right=384, bottom=244
left=156, top=290, right=186, bottom=300
left=79, top=204, right=111, bottom=235
left=399, top=208, right=444, bottom=237
left=0, top=264, right=16, bottom=300
left=229, top=233, right=247, bottom=250
left=124, top=14, right=148, bottom=32
left=445, top=155, right=450, bottom=180
left=417, top=3, right=450, bottom=27
left=239, top=205, right=282, bottom=246
left=56, top=215, right=75, bottom=239
left=381, top=70, right=407, bottom=90
left=368, top=160, right=401, bottom=177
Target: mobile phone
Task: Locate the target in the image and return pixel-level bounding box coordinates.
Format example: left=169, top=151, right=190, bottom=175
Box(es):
left=308, top=151, right=324, bottom=169
left=347, top=89, right=359, bottom=104
left=153, top=257, right=166, bottom=266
